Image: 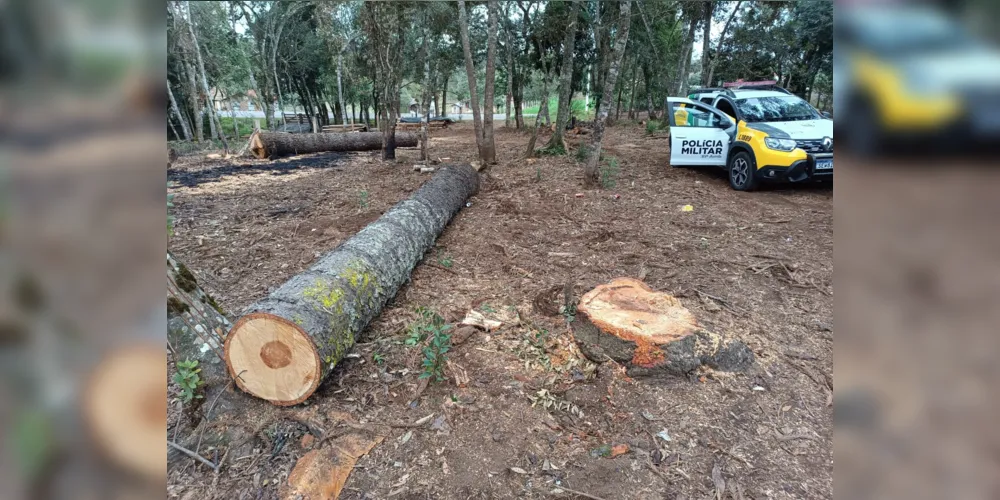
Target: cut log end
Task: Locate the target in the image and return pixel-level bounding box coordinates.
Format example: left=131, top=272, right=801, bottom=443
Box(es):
left=85, top=345, right=168, bottom=481
left=225, top=313, right=321, bottom=406
left=250, top=131, right=266, bottom=159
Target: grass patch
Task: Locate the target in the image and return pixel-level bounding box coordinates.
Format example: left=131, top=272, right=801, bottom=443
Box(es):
left=535, top=143, right=567, bottom=156
left=523, top=97, right=593, bottom=120
left=645, top=120, right=669, bottom=134
left=218, top=116, right=258, bottom=138
left=600, top=156, right=620, bottom=189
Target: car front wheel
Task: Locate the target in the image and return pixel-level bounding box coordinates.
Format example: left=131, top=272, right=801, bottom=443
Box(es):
left=728, top=151, right=759, bottom=191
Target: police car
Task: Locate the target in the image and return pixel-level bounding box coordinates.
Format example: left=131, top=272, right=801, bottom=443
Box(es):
left=667, top=85, right=833, bottom=191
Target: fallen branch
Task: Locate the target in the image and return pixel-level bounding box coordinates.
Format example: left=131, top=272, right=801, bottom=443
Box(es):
left=548, top=485, right=610, bottom=500
left=776, top=431, right=816, bottom=442
left=168, top=440, right=219, bottom=472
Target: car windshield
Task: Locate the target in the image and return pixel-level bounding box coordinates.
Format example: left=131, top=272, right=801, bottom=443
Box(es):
left=851, top=9, right=976, bottom=56
left=735, top=96, right=820, bottom=123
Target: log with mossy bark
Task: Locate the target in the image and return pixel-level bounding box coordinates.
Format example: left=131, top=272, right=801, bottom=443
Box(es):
left=224, top=164, right=480, bottom=405
left=250, top=131, right=418, bottom=159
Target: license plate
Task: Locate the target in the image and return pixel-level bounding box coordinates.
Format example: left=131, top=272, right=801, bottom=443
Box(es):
left=815, top=159, right=833, bottom=170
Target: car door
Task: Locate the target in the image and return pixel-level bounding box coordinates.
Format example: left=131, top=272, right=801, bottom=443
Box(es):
left=667, top=97, right=734, bottom=167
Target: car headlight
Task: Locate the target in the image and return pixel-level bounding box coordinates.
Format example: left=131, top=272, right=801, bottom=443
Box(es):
left=764, top=138, right=797, bottom=151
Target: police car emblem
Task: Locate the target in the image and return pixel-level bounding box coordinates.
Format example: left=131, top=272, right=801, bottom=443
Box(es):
left=822, top=137, right=832, bottom=152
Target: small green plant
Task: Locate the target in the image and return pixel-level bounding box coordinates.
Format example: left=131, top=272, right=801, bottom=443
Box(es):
left=646, top=120, right=661, bottom=134
left=560, top=302, right=577, bottom=323
left=359, top=190, right=370, bottom=210
left=535, top=166, right=542, bottom=183
left=437, top=251, right=453, bottom=269
left=600, top=156, right=620, bottom=189
left=172, top=359, right=203, bottom=403
left=536, top=143, right=567, bottom=156
left=167, top=182, right=176, bottom=236
left=372, top=352, right=386, bottom=365
left=419, top=323, right=452, bottom=383
left=575, top=144, right=592, bottom=162
left=405, top=306, right=445, bottom=346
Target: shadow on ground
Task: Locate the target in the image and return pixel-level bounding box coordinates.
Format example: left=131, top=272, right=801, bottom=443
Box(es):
left=168, top=151, right=350, bottom=188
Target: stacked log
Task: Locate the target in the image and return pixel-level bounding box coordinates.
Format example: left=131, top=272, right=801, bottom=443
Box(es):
left=250, top=131, right=418, bottom=159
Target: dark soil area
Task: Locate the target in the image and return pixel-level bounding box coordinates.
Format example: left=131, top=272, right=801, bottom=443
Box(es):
left=167, top=121, right=833, bottom=499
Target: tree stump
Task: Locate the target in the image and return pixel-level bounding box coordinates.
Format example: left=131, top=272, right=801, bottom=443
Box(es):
left=570, top=278, right=754, bottom=378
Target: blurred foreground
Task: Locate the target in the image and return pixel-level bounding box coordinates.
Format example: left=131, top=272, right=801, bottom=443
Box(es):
left=0, top=0, right=998, bottom=497
left=835, top=1, right=1000, bottom=156
left=0, top=0, right=166, bottom=497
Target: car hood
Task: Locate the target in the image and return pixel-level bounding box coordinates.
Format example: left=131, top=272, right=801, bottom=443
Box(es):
left=744, top=119, right=834, bottom=139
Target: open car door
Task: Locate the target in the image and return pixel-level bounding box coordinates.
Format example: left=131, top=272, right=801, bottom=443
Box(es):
left=666, top=97, right=736, bottom=167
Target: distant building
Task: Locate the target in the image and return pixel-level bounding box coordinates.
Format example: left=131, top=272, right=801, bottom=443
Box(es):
left=210, top=88, right=259, bottom=112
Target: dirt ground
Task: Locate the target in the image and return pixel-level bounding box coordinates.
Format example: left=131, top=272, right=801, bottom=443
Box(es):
left=167, top=120, right=832, bottom=499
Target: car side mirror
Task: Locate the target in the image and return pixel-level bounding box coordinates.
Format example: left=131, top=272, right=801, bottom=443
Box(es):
left=821, top=111, right=832, bottom=119
left=717, top=118, right=732, bottom=128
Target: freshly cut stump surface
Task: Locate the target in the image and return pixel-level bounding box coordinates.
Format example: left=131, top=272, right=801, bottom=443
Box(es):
left=225, top=164, right=480, bottom=405
left=572, top=278, right=754, bottom=377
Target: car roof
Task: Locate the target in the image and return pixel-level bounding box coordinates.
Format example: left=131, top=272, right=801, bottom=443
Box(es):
left=689, top=89, right=796, bottom=100
left=730, top=90, right=793, bottom=99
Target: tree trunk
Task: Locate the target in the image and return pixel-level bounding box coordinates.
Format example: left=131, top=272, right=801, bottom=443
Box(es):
left=514, top=71, right=524, bottom=128
left=338, top=51, right=349, bottom=128
left=705, top=1, right=744, bottom=90
left=643, top=63, right=655, bottom=119
left=525, top=74, right=551, bottom=157
left=250, top=131, right=417, bottom=159
left=441, top=73, right=449, bottom=117
left=274, top=66, right=286, bottom=126
left=228, top=93, right=240, bottom=138
left=628, top=62, right=639, bottom=120
left=676, top=16, right=697, bottom=95
left=584, top=0, right=631, bottom=189
left=184, top=60, right=204, bottom=142
left=505, top=36, right=513, bottom=128
left=613, top=55, right=627, bottom=123
left=168, top=83, right=192, bottom=141
left=547, top=0, right=582, bottom=150
left=700, top=2, right=714, bottom=86
left=593, top=0, right=606, bottom=114
left=480, top=0, right=499, bottom=163
left=419, top=25, right=432, bottom=161
left=457, top=0, right=486, bottom=159
left=380, top=86, right=399, bottom=160
left=225, top=165, right=480, bottom=405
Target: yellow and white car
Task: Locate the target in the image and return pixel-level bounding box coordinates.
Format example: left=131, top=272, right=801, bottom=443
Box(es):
left=835, top=4, right=1000, bottom=155
left=667, top=87, right=833, bottom=191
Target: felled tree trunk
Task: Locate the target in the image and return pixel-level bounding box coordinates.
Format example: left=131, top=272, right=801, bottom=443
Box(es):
left=250, top=131, right=418, bottom=159
left=570, top=278, right=754, bottom=378
left=167, top=253, right=231, bottom=380
left=166, top=252, right=268, bottom=468
left=225, top=165, right=480, bottom=405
